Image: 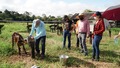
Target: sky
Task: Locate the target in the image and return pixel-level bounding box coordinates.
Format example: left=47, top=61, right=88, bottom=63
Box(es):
left=0, top=0, right=120, bottom=16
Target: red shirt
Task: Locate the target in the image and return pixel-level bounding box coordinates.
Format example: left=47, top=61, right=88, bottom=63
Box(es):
left=93, top=18, right=105, bottom=36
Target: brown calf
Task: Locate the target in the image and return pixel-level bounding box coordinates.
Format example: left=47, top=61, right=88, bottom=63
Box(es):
left=12, top=32, right=27, bottom=55
left=27, top=36, right=35, bottom=58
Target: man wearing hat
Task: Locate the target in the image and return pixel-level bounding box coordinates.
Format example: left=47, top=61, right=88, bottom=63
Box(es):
left=30, top=19, right=46, bottom=59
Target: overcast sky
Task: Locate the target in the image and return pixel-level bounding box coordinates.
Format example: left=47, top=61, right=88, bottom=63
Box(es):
left=0, top=0, right=120, bottom=16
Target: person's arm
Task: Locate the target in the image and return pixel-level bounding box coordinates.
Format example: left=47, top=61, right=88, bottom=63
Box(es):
left=116, top=32, right=120, bottom=38
left=75, top=21, right=79, bottom=34
left=34, top=22, right=45, bottom=39
left=86, top=20, right=90, bottom=37
left=62, top=22, right=65, bottom=31
left=70, top=23, right=75, bottom=32
left=29, top=22, right=35, bottom=36
left=94, top=19, right=105, bottom=35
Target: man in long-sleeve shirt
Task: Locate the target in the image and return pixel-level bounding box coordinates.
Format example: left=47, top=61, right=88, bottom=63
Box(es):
left=30, top=19, right=46, bottom=59
left=77, top=14, right=90, bottom=56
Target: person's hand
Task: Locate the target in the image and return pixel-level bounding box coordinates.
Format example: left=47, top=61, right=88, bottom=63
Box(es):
left=70, top=30, right=72, bottom=33
left=63, top=29, right=64, bottom=31
left=78, top=33, right=80, bottom=38
left=93, top=32, right=95, bottom=35
left=87, top=34, right=90, bottom=38
left=31, top=36, right=34, bottom=40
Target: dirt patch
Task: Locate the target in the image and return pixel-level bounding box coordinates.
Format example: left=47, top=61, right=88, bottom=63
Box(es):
left=7, top=53, right=37, bottom=68
left=88, top=59, right=116, bottom=68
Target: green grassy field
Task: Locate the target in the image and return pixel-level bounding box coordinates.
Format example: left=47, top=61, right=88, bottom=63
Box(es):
left=0, top=23, right=120, bottom=68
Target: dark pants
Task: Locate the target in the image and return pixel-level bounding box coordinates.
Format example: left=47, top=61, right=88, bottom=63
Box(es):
left=76, top=34, right=79, bottom=47
left=35, top=36, right=46, bottom=56
left=63, top=30, right=71, bottom=49
left=79, top=33, right=88, bottom=54
left=92, top=35, right=102, bottom=60
left=109, top=30, right=111, bottom=37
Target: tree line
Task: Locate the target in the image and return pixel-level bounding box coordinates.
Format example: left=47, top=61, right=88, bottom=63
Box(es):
left=0, top=9, right=93, bottom=23
left=0, top=9, right=63, bottom=22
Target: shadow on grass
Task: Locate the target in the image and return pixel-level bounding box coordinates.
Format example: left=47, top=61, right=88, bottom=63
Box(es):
left=87, top=48, right=120, bottom=63
left=44, top=55, right=59, bottom=63
left=65, top=57, right=96, bottom=68
left=38, top=54, right=96, bottom=68
left=100, top=50, right=120, bottom=63
left=100, top=44, right=109, bottom=46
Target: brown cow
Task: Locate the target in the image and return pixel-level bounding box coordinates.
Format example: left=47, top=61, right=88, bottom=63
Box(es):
left=27, top=36, right=35, bottom=58
left=12, top=32, right=27, bottom=55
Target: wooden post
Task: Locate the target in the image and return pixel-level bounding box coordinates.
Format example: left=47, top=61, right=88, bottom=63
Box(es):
left=0, top=25, right=4, bottom=34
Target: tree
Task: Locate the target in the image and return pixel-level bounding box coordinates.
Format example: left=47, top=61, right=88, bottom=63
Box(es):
left=0, top=9, right=63, bottom=22
left=56, top=16, right=62, bottom=21
left=83, top=9, right=93, bottom=13
left=0, top=11, right=2, bottom=13
left=23, top=11, right=31, bottom=21
left=42, top=14, right=47, bottom=21
left=31, top=15, right=36, bottom=20
left=4, top=9, right=12, bottom=19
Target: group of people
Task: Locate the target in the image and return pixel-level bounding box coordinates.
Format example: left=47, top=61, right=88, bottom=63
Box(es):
left=30, top=11, right=105, bottom=61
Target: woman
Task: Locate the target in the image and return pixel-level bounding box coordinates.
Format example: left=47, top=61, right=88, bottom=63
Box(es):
left=92, top=11, right=105, bottom=61
left=62, top=15, right=73, bottom=50
left=77, top=14, right=90, bottom=56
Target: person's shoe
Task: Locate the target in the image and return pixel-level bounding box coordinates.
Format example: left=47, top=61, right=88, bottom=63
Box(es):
left=68, top=47, right=71, bottom=50
left=84, top=53, right=88, bottom=56
left=95, top=59, right=99, bottom=61
left=76, top=44, right=79, bottom=47
left=80, top=50, right=84, bottom=53
left=92, top=58, right=95, bottom=61
left=36, top=53, right=40, bottom=57
left=40, top=54, right=45, bottom=59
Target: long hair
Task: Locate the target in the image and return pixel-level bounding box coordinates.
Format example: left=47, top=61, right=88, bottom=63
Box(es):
left=63, top=15, right=70, bottom=22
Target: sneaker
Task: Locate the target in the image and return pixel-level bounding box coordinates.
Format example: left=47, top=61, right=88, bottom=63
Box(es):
left=36, top=53, right=40, bottom=57
left=68, top=47, right=71, bottom=50
left=76, top=44, right=79, bottom=47
left=80, top=50, right=84, bottom=53
left=92, top=58, right=95, bottom=61
left=95, top=59, right=99, bottom=61
left=40, top=54, right=45, bottom=59
left=84, top=52, right=88, bottom=56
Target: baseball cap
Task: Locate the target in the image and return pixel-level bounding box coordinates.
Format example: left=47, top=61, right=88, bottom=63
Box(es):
left=92, top=11, right=101, bottom=17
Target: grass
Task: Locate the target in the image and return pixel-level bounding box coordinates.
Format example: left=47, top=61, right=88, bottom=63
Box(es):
left=0, top=23, right=120, bottom=68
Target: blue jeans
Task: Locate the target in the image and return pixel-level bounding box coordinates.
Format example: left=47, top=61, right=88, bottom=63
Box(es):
left=35, top=36, right=46, bottom=56
left=63, top=30, right=71, bottom=49
left=92, top=35, right=102, bottom=60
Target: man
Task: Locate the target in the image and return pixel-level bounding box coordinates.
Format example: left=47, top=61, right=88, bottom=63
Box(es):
left=77, top=14, right=90, bottom=56
left=30, top=19, right=46, bottom=59
left=104, top=18, right=111, bottom=37
left=74, top=14, right=80, bottom=47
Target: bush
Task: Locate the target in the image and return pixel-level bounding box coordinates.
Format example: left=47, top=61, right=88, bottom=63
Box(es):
left=0, top=42, right=16, bottom=56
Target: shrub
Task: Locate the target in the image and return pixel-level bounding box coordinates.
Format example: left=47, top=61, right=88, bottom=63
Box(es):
left=0, top=42, right=16, bottom=56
